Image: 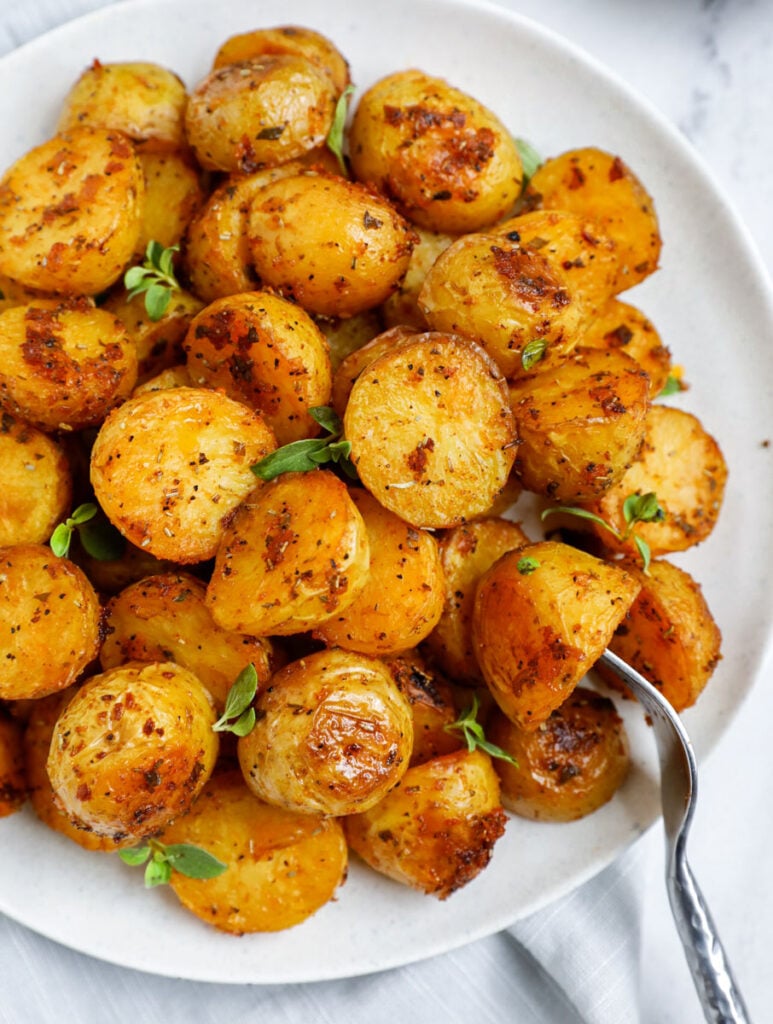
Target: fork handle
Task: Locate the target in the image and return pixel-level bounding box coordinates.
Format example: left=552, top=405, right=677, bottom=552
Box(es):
left=668, top=856, right=752, bottom=1023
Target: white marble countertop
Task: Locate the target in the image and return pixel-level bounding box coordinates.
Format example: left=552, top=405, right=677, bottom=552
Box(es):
left=0, top=1, right=772, bottom=1021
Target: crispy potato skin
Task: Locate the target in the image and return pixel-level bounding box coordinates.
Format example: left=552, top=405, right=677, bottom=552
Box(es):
left=90, top=387, right=276, bottom=563
left=349, top=70, right=522, bottom=234
left=580, top=298, right=671, bottom=397
left=472, top=542, right=640, bottom=730
left=344, top=749, right=506, bottom=899
left=162, top=770, right=348, bottom=933
left=345, top=333, right=516, bottom=527
left=207, top=472, right=370, bottom=637
left=47, top=661, right=218, bottom=840
left=0, top=412, right=72, bottom=546
left=238, top=648, right=413, bottom=816
left=135, top=152, right=204, bottom=254
left=0, top=127, right=144, bottom=294
left=0, top=712, right=26, bottom=816
left=213, top=26, right=350, bottom=94
left=331, top=324, right=418, bottom=416
left=0, top=544, right=101, bottom=701
left=382, top=651, right=462, bottom=766
left=488, top=687, right=630, bottom=821
left=248, top=173, right=416, bottom=318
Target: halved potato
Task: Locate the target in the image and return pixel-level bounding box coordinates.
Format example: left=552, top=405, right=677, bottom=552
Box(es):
left=213, top=25, right=350, bottom=94
left=580, top=298, right=671, bottom=397
left=0, top=413, right=72, bottom=546
left=331, top=324, right=418, bottom=415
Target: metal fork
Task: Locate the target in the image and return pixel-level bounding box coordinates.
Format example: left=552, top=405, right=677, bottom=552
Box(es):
left=598, top=649, right=752, bottom=1024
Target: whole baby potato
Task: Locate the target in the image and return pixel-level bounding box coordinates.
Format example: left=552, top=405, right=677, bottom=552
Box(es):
left=213, top=25, right=350, bottom=95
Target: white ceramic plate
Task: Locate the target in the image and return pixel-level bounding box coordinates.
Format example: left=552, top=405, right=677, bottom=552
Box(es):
left=0, top=0, right=772, bottom=985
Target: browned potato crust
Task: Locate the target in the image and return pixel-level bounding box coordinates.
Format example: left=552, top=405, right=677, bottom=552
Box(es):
left=185, top=57, right=336, bottom=172
left=248, top=173, right=416, bottom=318
left=509, top=347, right=650, bottom=501
left=90, top=387, right=276, bottom=563
left=488, top=687, right=630, bottom=821
left=0, top=712, right=26, bottom=816
left=331, top=324, right=418, bottom=416
left=0, top=299, right=138, bottom=431
left=73, top=540, right=176, bottom=596
left=315, top=488, right=445, bottom=655
left=183, top=290, right=332, bottom=445
left=382, top=651, right=462, bottom=766
left=344, top=333, right=516, bottom=527
left=423, top=517, right=530, bottom=684
left=162, top=770, right=348, bottom=933
left=136, top=152, right=204, bottom=254
left=349, top=70, right=522, bottom=234
left=0, top=544, right=101, bottom=701
left=0, top=128, right=144, bottom=294
left=580, top=298, right=672, bottom=397
left=344, top=749, right=506, bottom=899
left=0, top=413, right=72, bottom=546
left=47, top=661, right=218, bottom=840
left=100, top=573, right=273, bottom=709
left=213, top=26, right=350, bottom=94
left=239, top=648, right=413, bottom=816
left=381, top=227, right=456, bottom=329
left=473, top=542, right=640, bottom=730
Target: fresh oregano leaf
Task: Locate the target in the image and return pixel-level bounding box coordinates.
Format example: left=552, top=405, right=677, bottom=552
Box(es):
left=78, top=518, right=127, bottom=561
left=118, top=845, right=151, bottom=867
left=516, top=556, right=540, bottom=575
left=444, top=695, right=518, bottom=767
left=144, top=855, right=173, bottom=888
left=521, top=338, right=548, bottom=371
left=251, top=405, right=356, bottom=481
left=622, top=491, right=664, bottom=527
left=213, top=664, right=258, bottom=734
left=658, top=375, right=683, bottom=398
left=326, top=84, right=355, bottom=173
left=50, top=503, right=99, bottom=558
left=540, top=504, right=618, bottom=539
left=309, top=405, right=343, bottom=434
left=123, top=241, right=181, bottom=322
left=515, top=137, right=542, bottom=186
left=633, top=534, right=653, bottom=573
left=164, top=844, right=228, bottom=880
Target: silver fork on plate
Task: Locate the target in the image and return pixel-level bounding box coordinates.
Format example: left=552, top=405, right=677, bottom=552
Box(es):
left=598, top=649, right=752, bottom=1024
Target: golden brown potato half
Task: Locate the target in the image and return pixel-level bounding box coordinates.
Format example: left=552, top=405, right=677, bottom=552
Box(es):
left=580, top=298, right=672, bottom=398
left=131, top=364, right=192, bottom=396
left=381, top=227, right=457, bottom=329
left=580, top=405, right=727, bottom=557
left=344, top=748, right=506, bottom=899
left=162, top=770, right=348, bottom=934
left=349, top=70, right=522, bottom=234
left=423, top=517, right=531, bottom=684
left=248, top=173, right=416, bottom=318
left=473, top=541, right=640, bottom=730
left=331, top=324, right=418, bottom=417
left=135, top=152, right=204, bottom=254
left=418, top=232, right=587, bottom=380
left=0, top=128, right=144, bottom=294
left=239, top=648, right=413, bottom=816
left=509, top=347, right=650, bottom=501
left=0, top=412, right=72, bottom=546
left=0, top=712, right=26, bottom=816
left=488, top=687, right=630, bottom=821
left=185, top=56, right=336, bottom=173
left=58, top=61, right=188, bottom=152
left=90, top=387, right=276, bottom=563
left=314, top=488, right=445, bottom=656
left=0, top=298, right=138, bottom=431
left=206, top=471, right=369, bottom=637
left=100, top=572, right=273, bottom=709
left=600, top=559, right=721, bottom=712
left=382, top=651, right=462, bottom=766
left=213, top=25, right=350, bottom=94
left=183, top=290, right=332, bottom=445
left=0, top=544, right=101, bottom=701
left=344, top=333, right=516, bottom=528
left=47, top=661, right=218, bottom=841
left=320, top=308, right=383, bottom=371
left=524, top=147, right=661, bottom=292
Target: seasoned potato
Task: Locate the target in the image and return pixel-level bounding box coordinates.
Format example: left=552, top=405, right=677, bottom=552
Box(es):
left=0, top=712, right=26, bottom=816
left=473, top=542, right=640, bottom=730
left=580, top=405, right=727, bottom=557
left=0, top=544, right=101, bottom=701
left=90, top=387, right=276, bottom=563
left=162, top=770, right=348, bottom=934
left=315, top=488, right=445, bottom=655
left=185, top=56, right=336, bottom=172
left=344, top=333, right=516, bottom=527
left=423, top=518, right=530, bottom=684
left=213, top=26, right=350, bottom=95
left=601, top=559, right=722, bottom=711
left=524, top=147, right=661, bottom=292
left=239, top=648, right=413, bottom=816
left=320, top=309, right=383, bottom=371
left=0, top=413, right=72, bottom=546
left=580, top=298, right=672, bottom=397
left=349, top=70, right=522, bottom=234
left=509, top=347, right=650, bottom=501
left=418, top=232, right=587, bottom=380
left=331, top=324, right=418, bottom=416
left=0, top=273, right=46, bottom=314
left=488, top=687, right=630, bottom=821
left=0, top=127, right=144, bottom=294
left=207, top=471, right=369, bottom=636
left=100, top=573, right=274, bottom=708
left=344, top=749, right=506, bottom=899
left=47, top=661, right=218, bottom=840
left=58, top=61, right=188, bottom=152
left=136, top=152, right=204, bottom=253
left=183, top=290, right=332, bottom=445
left=73, top=540, right=175, bottom=596
left=383, top=651, right=462, bottom=766
left=248, top=173, right=416, bottom=318
left=131, top=364, right=192, bottom=396
left=382, top=227, right=457, bottom=329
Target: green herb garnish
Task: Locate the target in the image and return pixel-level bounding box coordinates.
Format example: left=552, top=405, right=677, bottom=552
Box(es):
left=515, top=137, right=542, bottom=187
left=444, top=694, right=518, bottom=766
left=119, top=839, right=227, bottom=887
left=658, top=375, right=683, bottom=398
left=521, top=338, right=548, bottom=372
left=212, top=664, right=258, bottom=736
left=50, top=503, right=125, bottom=561
left=124, top=241, right=181, bottom=321
left=516, top=556, right=540, bottom=575
left=251, top=406, right=357, bottom=481
left=326, top=84, right=355, bottom=174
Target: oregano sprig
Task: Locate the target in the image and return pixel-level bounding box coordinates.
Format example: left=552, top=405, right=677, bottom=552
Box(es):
left=658, top=374, right=683, bottom=398
left=251, top=406, right=357, bottom=482
left=521, top=338, right=548, bottom=372
left=50, top=503, right=126, bottom=561
left=514, top=137, right=542, bottom=187
left=212, top=664, right=258, bottom=736
left=119, top=839, right=227, bottom=887
left=444, top=694, right=518, bottom=767
left=326, top=84, right=355, bottom=174
left=124, top=240, right=181, bottom=321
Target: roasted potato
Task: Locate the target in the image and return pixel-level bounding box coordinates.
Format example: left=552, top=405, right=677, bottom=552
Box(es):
left=381, top=227, right=457, bottom=329
left=580, top=298, right=672, bottom=397
left=383, top=651, right=462, bottom=766
left=239, top=648, right=413, bottom=816
left=331, top=324, right=418, bottom=415
left=0, top=412, right=72, bottom=546
left=135, top=152, right=204, bottom=253
left=0, top=711, right=26, bottom=816
left=131, top=364, right=192, bottom=396
left=213, top=25, right=350, bottom=94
